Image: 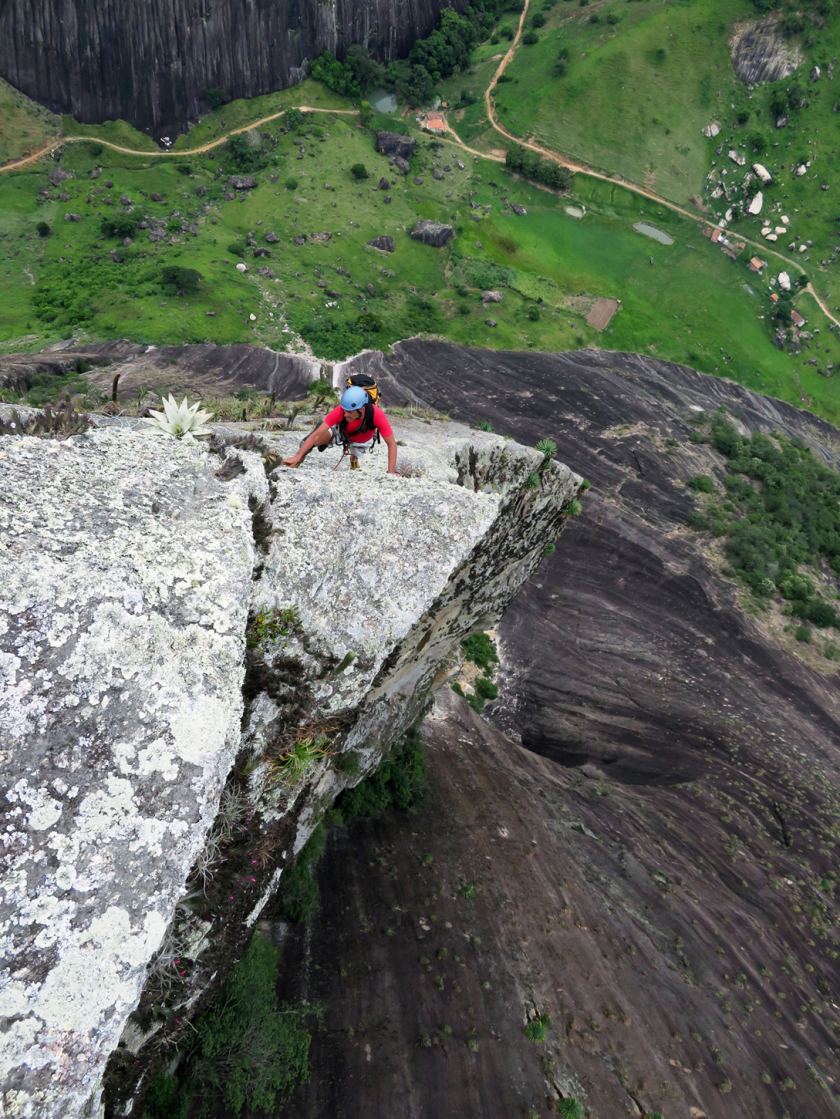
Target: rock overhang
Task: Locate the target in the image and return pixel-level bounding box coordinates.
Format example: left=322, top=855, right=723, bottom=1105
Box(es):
left=0, top=414, right=581, bottom=1117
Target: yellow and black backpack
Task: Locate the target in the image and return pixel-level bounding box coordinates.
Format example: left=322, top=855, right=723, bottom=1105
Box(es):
left=338, top=374, right=382, bottom=442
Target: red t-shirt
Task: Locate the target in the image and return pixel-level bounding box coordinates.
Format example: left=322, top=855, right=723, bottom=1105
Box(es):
left=324, top=403, right=393, bottom=444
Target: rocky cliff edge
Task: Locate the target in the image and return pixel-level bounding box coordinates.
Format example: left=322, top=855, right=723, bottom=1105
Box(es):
left=0, top=415, right=580, bottom=1118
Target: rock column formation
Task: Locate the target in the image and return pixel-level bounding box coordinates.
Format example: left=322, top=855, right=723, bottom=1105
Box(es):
left=0, top=414, right=580, bottom=1118
left=0, top=0, right=467, bottom=136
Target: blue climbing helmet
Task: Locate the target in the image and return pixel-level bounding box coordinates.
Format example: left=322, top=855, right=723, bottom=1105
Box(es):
left=340, top=386, right=369, bottom=412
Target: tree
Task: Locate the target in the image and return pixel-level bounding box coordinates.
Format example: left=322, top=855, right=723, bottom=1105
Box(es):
left=206, top=87, right=227, bottom=111
left=160, top=266, right=203, bottom=296
left=36, top=222, right=50, bottom=238
left=351, top=163, right=369, bottom=180
left=749, top=130, right=768, bottom=154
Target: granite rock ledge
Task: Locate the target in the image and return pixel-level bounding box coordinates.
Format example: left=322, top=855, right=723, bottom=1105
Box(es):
left=0, top=416, right=581, bottom=1119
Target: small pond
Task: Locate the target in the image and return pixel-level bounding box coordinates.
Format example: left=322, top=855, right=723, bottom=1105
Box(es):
left=633, top=222, right=674, bottom=246
left=368, top=89, right=398, bottom=113
left=564, top=206, right=584, bottom=219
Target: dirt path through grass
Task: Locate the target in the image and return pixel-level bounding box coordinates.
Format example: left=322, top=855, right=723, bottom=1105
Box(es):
left=0, top=106, right=357, bottom=172
left=470, top=0, right=840, bottom=326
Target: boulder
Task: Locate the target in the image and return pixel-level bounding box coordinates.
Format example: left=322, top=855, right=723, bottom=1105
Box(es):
left=486, top=318, right=497, bottom=327
left=223, top=190, right=236, bottom=201
left=265, top=231, right=280, bottom=244
left=257, top=265, right=276, bottom=278
left=747, top=191, right=764, bottom=215
left=511, top=204, right=527, bottom=216
left=120, top=193, right=132, bottom=205
left=148, top=231, right=165, bottom=242
left=150, top=192, right=164, bottom=202
left=376, top=131, right=416, bottom=161
left=59, top=191, right=69, bottom=202
left=481, top=290, right=504, bottom=304
left=410, top=220, right=454, bottom=248
left=383, top=196, right=392, bottom=204
left=379, top=177, right=390, bottom=191
left=0, top=414, right=578, bottom=1119
left=252, top=248, right=271, bottom=258
left=122, top=237, right=133, bottom=247
left=413, top=176, right=424, bottom=185
left=49, top=167, right=75, bottom=186
left=366, top=235, right=395, bottom=253
left=309, top=231, right=332, bottom=244
left=433, top=169, right=444, bottom=181
left=235, top=261, right=248, bottom=272
left=812, top=65, right=821, bottom=82
left=63, top=212, right=82, bottom=222
left=393, top=156, right=411, bottom=175
left=366, top=283, right=376, bottom=296
left=227, top=176, right=258, bottom=191
left=456, top=160, right=465, bottom=170
left=195, top=185, right=208, bottom=196
left=89, top=168, right=101, bottom=180
left=702, top=121, right=721, bottom=138
left=293, top=235, right=307, bottom=246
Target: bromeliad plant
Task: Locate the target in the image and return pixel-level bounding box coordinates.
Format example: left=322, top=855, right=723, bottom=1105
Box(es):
left=143, top=393, right=214, bottom=442
left=268, top=736, right=332, bottom=784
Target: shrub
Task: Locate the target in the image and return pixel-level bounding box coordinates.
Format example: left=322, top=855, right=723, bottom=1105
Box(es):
left=88, top=141, right=103, bottom=157
left=460, top=89, right=478, bottom=105
left=607, top=11, right=620, bottom=23
left=357, top=310, right=383, bottom=332
left=689, top=474, right=715, bottom=493
left=284, top=177, right=298, bottom=191
left=36, top=221, right=50, bottom=238
left=527, top=305, right=540, bottom=320
left=350, top=162, right=369, bottom=180
left=557, top=1100, right=582, bottom=1119
left=461, top=632, right=499, bottom=673
left=736, top=107, right=751, bottom=125
left=224, top=132, right=269, bottom=173
left=525, top=1015, right=551, bottom=1042
left=227, top=241, right=246, bottom=257
left=336, top=722, right=427, bottom=819
left=176, top=163, right=192, bottom=175
left=142, top=1073, right=189, bottom=1119
left=206, top=87, right=226, bottom=111
left=499, top=24, right=514, bottom=39
left=166, top=218, right=182, bottom=233
left=475, top=678, right=499, bottom=700
left=531, top=11, right=546, bottom=26
left=589, top=11, right=600, bottom=21
left=279, top=824, right=326, bottom=922
left=749, top=130, right=768, bottom=154
left=522, top=30, right=539, bottom=44
left=188, top=934, right=311, bottom=1115
left=100, top=215, right=139, bottom=240
left=160, top=266, right=202, bottom=295
left=686, top=510, right=710, bottom=531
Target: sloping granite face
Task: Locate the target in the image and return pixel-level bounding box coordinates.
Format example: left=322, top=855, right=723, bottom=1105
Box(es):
left=0, top=417, right=579, bottom=1118
left=0, top=0, right=467, bottom=136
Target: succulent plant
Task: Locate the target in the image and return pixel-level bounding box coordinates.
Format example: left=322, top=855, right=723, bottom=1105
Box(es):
left=143, top=393, right=213, bottom=442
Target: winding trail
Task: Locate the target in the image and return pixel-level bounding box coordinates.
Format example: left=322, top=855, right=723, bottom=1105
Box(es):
left=1, top=22, right=837, bottom=331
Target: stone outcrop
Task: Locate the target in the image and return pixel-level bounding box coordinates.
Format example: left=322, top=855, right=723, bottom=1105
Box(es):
left=0, top=0, right=469, bottom=137
left=375, top=132, right=417, bottom=161
left=0, top=412, right=579, bottom=1118
left=366, top=234, right=395, bottom=253
left=730, top=15, right=803, bottom=84
left=410, top=219, right=453, bottom=248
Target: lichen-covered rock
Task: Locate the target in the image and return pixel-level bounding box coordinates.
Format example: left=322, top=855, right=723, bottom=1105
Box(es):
left=366, top=235, right=395, bottom=253
left=0, top=415, right=579, bottom=1118
left=0, top=428, right=265, bottom=1119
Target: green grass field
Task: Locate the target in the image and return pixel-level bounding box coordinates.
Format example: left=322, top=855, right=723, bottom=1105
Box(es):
left=495, top=0, right=752, bottom=205
left=0, top=77, right=60, bottom=167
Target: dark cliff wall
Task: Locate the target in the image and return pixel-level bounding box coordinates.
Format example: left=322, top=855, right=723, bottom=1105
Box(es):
left=0, top=0, right=464, bottom=136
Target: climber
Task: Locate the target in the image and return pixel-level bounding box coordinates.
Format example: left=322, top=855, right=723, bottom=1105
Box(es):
left=281, top=385, right=398, bottom=473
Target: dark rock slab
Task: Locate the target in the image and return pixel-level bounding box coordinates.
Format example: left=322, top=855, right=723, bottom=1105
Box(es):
left=393, top=155, right=410, bottom=174
left=375, top=131, right=416, bottom=160
left=228, top=175, right=258, bottom=191
left=730, top=15, right=803, bottom=84
left=378, top=177, right=390, bottom=190
left=366, top=235, right=395, bottom=253
left=410, top=219, right=453, bottom=248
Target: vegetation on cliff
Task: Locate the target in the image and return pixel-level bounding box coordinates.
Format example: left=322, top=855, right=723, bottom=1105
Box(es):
left=686, top=409, right=840, bottom=639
